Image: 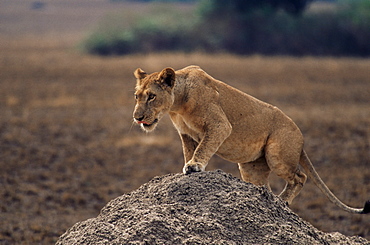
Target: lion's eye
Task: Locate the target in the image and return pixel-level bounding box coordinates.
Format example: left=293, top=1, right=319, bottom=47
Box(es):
left=148, top=94, right=156, bottom=101
left=134, top=94, right=138, bottom=100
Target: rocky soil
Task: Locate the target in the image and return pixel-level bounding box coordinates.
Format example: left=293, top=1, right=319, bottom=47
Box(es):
left=56, top=170, right=368, bottom=245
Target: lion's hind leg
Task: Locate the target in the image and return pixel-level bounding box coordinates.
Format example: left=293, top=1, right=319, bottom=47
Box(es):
left=278, top=169, right=307, bottom=205
left=265, top=140, right=307, bottom=205
left=238, top=157, right=271, bottom=191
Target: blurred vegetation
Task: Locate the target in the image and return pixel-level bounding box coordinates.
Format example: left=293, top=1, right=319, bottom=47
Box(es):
left=82, top=0, right=370, bottom=56
left=82, top=4, right=197, bottom=55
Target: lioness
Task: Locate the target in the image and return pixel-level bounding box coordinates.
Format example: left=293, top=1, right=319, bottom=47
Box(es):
left=133, top=65, right=369, bottom=214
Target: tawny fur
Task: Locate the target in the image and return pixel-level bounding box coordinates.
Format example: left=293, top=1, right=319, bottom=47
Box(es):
left=133, top=65, right=369, bottom=214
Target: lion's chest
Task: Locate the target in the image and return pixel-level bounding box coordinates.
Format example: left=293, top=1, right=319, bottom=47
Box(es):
left=169, top=113, right=203, bottom=142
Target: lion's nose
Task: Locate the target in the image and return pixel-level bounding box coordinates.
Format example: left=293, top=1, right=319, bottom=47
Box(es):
left=135, top=116, right=145, bottom=122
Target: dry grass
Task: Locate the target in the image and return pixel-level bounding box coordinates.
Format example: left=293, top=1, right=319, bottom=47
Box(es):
left=1, top=37, right=369, bottom=244
left=0, top=1, right=369, bottom=244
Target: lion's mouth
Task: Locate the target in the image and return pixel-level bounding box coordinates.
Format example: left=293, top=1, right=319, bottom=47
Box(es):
left=139, top=118, right=158, bottom=128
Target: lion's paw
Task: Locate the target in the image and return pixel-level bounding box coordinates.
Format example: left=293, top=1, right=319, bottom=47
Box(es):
left=183, top=162, right=205, bottom=175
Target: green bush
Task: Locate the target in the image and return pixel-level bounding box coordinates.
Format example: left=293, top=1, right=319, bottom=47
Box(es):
left=81, top=5, right=198, bottom=55
left=81, top=0, right=370, bottom=56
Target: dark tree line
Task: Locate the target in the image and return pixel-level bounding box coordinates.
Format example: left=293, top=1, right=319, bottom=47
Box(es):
left=84, top=0, right=370, bottom=56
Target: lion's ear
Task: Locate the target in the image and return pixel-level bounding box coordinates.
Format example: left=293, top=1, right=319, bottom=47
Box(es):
left=134, top=68, right=147, bottom=80
left=158, top=67, right=175, bottom=89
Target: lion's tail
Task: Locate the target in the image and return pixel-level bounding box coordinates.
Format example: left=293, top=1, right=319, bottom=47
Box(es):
left=299, top=150, right=370, bottom=214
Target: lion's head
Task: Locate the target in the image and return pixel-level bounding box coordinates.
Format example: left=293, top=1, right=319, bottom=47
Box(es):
left=133, top=67, right=176, bottom=132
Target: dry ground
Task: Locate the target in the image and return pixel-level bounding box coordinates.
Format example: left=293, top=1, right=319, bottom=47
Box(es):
left=0, top=0, right=369, bottom=244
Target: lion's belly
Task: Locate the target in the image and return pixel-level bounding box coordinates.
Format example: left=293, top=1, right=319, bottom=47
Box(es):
left=216, top=136, right=267, bottom=163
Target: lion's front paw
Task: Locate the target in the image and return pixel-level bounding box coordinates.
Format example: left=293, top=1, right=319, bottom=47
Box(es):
left=183, top=161, right=206, bottom=175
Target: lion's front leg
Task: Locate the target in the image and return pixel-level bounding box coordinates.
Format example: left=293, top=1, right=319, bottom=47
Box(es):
left=180, top=134, right=206, bottom=174
left=180, top=134, right=198, bottom=163
left=183, top=128, right=229, bottom=174
left=182, top=108, right=232, bottom=175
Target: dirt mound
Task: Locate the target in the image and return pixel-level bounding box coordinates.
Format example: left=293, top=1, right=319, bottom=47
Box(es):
left=56, top=170, right=367, bottom=244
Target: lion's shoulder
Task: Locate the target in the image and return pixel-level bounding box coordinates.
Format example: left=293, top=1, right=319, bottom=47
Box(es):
left=182, top=65, right=202, bottom=71
left=175, top=65, right=214, bottom=86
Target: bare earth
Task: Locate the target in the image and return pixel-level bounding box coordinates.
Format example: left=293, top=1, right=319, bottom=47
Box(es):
left=56, top=170, right=368, bottom=244
left=0, top=1, right=369, bottom=244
